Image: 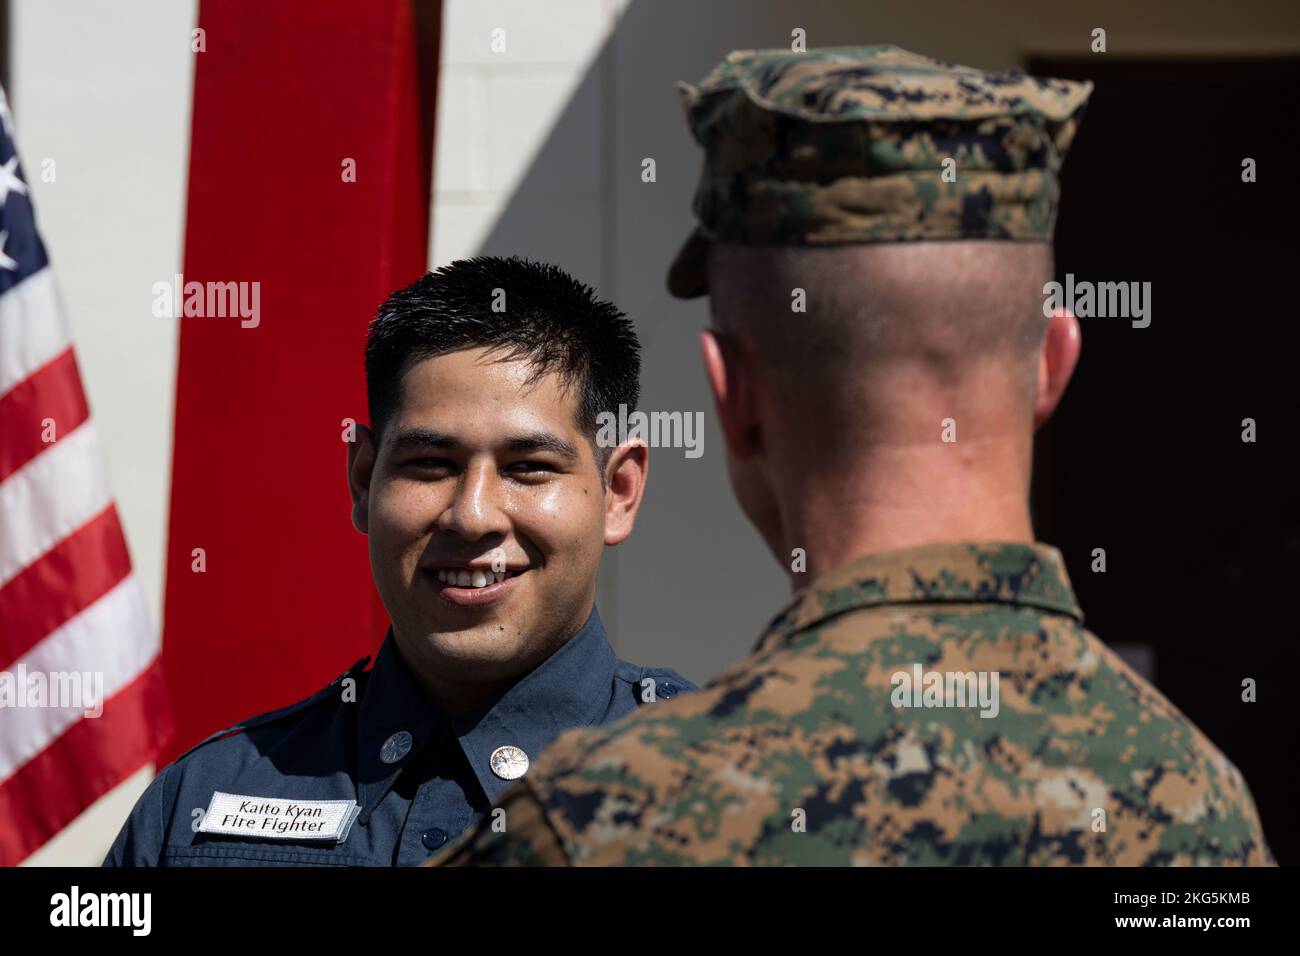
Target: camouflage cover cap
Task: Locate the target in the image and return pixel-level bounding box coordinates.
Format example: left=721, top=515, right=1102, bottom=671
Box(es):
left=667, top=45, right=1093, bottom=298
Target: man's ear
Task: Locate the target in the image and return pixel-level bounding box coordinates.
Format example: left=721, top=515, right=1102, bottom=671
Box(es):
left=347, top=423, right=378, bottom=534
left=602, top=440, right=649, bottom=546
left=699, top=328, right=761, bottom=460
left=1034, top=309, right=1082, bottom=430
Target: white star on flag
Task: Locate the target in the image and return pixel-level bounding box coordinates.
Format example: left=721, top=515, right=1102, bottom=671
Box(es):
left=0, top=229, right=17, bottom=270
left=0, top=156, right=27, bottom=206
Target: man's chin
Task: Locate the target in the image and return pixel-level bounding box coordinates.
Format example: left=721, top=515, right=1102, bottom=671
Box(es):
left=411, top=627, right=528, bottom=676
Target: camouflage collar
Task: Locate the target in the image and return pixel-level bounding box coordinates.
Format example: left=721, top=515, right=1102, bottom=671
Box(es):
left=755, top=541, right=1083, bottom=654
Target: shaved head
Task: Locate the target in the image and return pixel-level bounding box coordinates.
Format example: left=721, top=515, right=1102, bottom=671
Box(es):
left=698, top=239, right=1078, bottom=576
left=707, top=240, right=1054, bottom=430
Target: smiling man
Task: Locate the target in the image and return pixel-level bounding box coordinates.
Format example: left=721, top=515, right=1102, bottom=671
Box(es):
left=103, top=256, right=695, bottom=867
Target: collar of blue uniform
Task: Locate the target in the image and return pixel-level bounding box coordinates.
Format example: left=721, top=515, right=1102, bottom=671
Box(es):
left=356, top=607, right=618, bottom=821
left=753, top=541, right=1084, bottom=655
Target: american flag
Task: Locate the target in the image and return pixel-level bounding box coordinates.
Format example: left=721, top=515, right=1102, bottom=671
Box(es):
left=0, top=85, right=171, bottom=864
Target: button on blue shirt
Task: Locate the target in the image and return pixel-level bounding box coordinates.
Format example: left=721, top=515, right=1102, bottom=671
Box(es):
left=103, top=609, right=695, bottom=867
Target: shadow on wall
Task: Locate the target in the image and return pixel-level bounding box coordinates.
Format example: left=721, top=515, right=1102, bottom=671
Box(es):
left=431, top=1, right=1300, bottom=728
left=435, top=0, right=1170, bottom=680
left=437, top=1, right=881, bottom=681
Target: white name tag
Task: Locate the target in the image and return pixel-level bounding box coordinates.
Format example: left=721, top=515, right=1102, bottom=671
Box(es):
left=198, top=792, right=360, bottom=843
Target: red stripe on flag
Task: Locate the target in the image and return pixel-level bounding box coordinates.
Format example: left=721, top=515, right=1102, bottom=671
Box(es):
left=159, top=0, right=437, bottom=763
left=0, top=347, right=90, bottom=483
left=0, top=505, right=133, bottom=667
left=0, top=657, right=173, bottom=866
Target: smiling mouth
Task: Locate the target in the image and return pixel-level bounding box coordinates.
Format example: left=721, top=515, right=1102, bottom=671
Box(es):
left=433, top=567, right=526, bottom=589
left=429, top=567, right=526, bottom=609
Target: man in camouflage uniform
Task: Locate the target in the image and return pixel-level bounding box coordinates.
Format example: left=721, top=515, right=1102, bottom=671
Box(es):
left=434, top=46, right=1273, bottom=866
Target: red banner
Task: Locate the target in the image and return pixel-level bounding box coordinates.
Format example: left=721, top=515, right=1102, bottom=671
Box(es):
left=160, top=0, right=437, bottom=763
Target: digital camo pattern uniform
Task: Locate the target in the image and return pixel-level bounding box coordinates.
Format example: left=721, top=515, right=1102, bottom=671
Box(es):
left=667, top=45, right=1092, bottom=297
left=436, top=543, right=1272, bottom=865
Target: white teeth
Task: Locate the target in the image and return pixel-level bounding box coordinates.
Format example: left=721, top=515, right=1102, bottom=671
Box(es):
left=438, top=567, right=526, bottom=588
left=438, top=568, right=506, bottom=588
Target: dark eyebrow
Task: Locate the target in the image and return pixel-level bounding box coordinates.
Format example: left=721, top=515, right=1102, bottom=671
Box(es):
left=504, top=432, right=580, bottom=462
left=388, top=427, right=579, bottom=462
left=389, top=428, right=460, bottom=454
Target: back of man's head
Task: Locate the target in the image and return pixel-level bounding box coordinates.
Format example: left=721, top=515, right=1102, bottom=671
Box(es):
left=673, top=47, right=1089, bottom=568
left=707, top=240, right=1055, bottom=448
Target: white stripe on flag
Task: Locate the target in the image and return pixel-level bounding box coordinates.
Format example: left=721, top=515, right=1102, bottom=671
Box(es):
left=0, top=420, right=112, bottom=588
left=0, top=572, right=156, bottom=780
left=0, top=268, right=70, bottom=398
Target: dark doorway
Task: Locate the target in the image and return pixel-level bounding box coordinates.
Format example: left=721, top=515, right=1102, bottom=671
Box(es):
left=1028, top=56, right=1299, bottom=864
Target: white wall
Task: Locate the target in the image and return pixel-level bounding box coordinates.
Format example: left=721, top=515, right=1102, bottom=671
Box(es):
left=13, top=0, right=197, bottom=866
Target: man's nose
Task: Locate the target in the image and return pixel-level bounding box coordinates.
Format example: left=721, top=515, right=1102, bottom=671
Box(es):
left=437, top=460, right=510, bottom=541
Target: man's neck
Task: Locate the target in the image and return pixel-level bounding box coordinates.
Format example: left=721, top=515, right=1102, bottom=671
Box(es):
left=393, top=601, right=598, bottom=718
left=399, top=651, right=509, bottom=718
left=774, top=434, right=1034, bottom=586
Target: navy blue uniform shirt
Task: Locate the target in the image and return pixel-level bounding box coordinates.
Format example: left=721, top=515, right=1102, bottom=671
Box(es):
left=102, top=609, right=694, bottom=866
